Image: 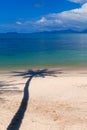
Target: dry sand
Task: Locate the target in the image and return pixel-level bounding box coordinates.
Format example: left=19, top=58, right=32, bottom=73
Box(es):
left=0, top=69, right=87, bottom=130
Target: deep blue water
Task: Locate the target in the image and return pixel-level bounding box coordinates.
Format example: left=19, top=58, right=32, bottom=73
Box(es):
left=0, top=33, right=87, bottom=69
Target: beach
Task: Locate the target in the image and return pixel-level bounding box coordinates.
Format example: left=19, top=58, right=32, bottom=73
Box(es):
left=0, top=68, right=87, bottom=130
left=1, top=0, right=87, bottom=129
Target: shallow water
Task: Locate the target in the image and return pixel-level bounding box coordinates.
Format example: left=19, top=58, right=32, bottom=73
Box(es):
left=0, top=33, right=87, bottom=69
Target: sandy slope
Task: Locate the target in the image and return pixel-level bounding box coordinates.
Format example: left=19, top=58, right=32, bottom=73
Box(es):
left=0, top=69, right=87, bottom=130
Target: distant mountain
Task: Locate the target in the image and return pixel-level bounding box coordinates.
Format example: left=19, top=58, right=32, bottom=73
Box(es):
left=5, top=29, right=87, bottom=34
left=81, top=29, right=87, bottom=33
left=37, top=29, right=87, bottom=34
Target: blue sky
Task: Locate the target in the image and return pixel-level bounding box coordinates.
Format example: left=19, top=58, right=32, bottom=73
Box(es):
left=0, top=0, right=87, bottom=32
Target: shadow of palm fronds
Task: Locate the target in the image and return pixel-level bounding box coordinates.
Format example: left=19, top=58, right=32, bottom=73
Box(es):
left=12, top=69, right=62, bottom=78
left=0, top=81, right=22, bottom=95
left=7, top=69, right=62, bottom=130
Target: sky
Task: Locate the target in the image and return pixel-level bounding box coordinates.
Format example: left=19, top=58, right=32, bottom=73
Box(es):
left=0, top=0, right=87, bottom=32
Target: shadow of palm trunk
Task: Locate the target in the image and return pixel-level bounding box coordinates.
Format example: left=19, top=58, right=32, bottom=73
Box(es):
left=7, top=69, right=60, bottom=130
left=7, top=76, right=32, bottom=130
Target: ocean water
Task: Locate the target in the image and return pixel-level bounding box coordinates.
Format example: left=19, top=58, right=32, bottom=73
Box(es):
left=0, top=33, right=87, bottom=69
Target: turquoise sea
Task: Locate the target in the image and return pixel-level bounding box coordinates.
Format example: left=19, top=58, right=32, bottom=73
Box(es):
left=0, top=33, right=87, bottom=69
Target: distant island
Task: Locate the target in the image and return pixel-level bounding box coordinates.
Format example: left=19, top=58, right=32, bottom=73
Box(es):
left=38, top=29, right=87, bottom=34
left=4, top=29, right=87, bottom=34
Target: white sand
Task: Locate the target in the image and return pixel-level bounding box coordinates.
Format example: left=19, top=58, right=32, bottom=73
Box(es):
left=0, top=69, right=87, bottom=130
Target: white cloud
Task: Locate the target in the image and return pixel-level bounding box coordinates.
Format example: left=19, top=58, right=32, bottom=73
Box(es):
left=68, top=0, right=87, bottom=4
left=33, top=3, right=87, bottom=31
left=1, top=3, right=87, bottom=32
left=16, top=21, right=22, bottom=25
left=37, top=17, right=47, bottom=23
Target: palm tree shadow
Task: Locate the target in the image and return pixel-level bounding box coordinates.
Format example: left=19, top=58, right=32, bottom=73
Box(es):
left=7, top=69, right=62, bottom=130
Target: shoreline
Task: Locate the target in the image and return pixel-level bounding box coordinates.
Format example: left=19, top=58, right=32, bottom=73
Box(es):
left=0, top=66, right=87, bottom=75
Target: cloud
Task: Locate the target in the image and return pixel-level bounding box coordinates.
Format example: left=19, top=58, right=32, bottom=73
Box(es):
left=68, top=0, right=87, bottom=4
left=1, top=3, right=87, bottom=32
left=33, top=3, right=87, bottom=31
left=37, top=17, right=47, bottom=23
left=16, top=21, right=22, bottom=25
